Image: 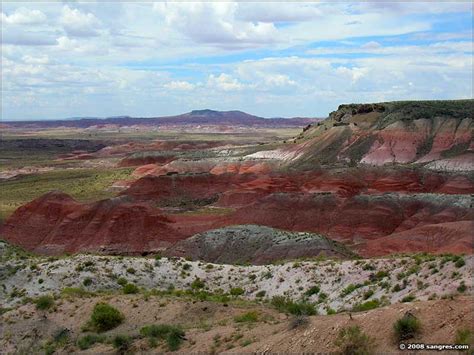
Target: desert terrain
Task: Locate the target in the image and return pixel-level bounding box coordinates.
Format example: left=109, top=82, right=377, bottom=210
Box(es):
left=0, top=100, right=473, bottom=354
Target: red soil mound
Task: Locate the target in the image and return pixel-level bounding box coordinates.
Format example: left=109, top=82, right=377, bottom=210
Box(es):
left=2, top=167, right=473, bottom=256
left=0, top=191, right=183, bottom=255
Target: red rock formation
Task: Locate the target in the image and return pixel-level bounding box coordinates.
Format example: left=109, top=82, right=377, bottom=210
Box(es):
left=0, top=191, right=184, bottom=255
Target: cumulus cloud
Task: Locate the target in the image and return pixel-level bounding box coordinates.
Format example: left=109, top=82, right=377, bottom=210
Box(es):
left=1, top=7, right=46, bottom=25
left=1, top=2, right=472, bottom=120
left=153, top=2, right=278, bottom=48
left=164, top=80, right=195, bottom=90
left=207, top=74, right=244, bottom=91
left=60, top=5, right=101, bottom=37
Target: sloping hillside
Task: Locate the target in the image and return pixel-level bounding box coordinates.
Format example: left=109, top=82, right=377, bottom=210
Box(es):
left=273, top=100, right=473, bottom=171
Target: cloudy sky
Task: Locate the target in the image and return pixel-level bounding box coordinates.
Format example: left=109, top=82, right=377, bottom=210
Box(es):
left=1, top=1, right=473, bottom=120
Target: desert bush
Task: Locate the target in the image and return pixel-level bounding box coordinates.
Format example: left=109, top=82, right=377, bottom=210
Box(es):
left=117, top=277, right=128, bottom=286
left=234, top=311, right=259, bottom=323
left=401, top=295, right=416, bottom=303
left=288, top=315, right=309, bottom=329
left=61, top=287, right=90, bottom=298
left=457, top=281, right=467, bottom=293
left=335, top=325, right=375, bottom=355
left=394, top=313, right=421, bottom=341
left=271, top=296, right=316, bottom=316
left=112, top=334, right=132, bottom=351
left=256, top=290, right=266, bottom=298
left=123, top=283, right=139, bottom=294
left=89, top=303, right=124, bottom=332
left=35, top=295, right=54, bottom=310
left=77, top=334, right=106, bottom=350
left=140, top=324, right=185, bottom=351
left=191, top=278, right=205, bottom=290
left=455, top=258, right=466, bottom=268
left=126, top=267, right=136, bottom=274
left=83, top=278, right=93, bottom=287
left=455, top=328, right=472, bottom=345
left=230, top=287, right=245, bottom=296
left=352, top=299, right=381, bottom=312
left=305, top=285, right=320, bottom=297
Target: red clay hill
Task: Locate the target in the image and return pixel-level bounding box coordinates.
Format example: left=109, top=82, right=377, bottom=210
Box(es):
left=2, top=100, right=473, bottom=258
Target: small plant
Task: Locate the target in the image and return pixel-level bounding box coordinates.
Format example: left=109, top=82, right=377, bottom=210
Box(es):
left=401, top=295, right=416, bottom=303
left=335, top=325, right=375, bottom=355
left=140, top=324, right=185, bottom=351
left=89, top=303, right=124, bottom=332
left=230, top=287, right=245, bottom=296
left=77, top=334, right=106, bottom=350
left=123, top=283, right=139, bottom=294
left=455, top=328, right=472, bottom=345
left=457, top=282, right=467, bottom=293
left=352, top=299, right=380, bottom=312
left=234, top=311, right=259, bottom=323
left=117, top=277, right=128, bottom=286
left=394, top=313, right=421, bottom=341
left=191, top=278, right=205, bottom=290
left=455, top=258, right=466, bottom=268
left=35, top=295, right=54, bottom=311
left=288, top=315, right=309, bottom=329
left=83, top=278, right=93, bottom=287
left=112, top=334, right=132, bottom=351
left=126, top=267, right=136, bottom=274
left=271, top=296, right=317, bottom=316
left=305, top=285, right=320, bottom=297
left=256, top=290, right=266, bottom=298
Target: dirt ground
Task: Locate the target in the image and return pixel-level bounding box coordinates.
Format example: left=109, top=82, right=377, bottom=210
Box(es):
left=1, top=293, right=472, bottom=354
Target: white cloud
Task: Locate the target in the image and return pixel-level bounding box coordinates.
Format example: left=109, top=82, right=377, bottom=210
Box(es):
left=207, top=74, right=244, bottom=91
left=60, top=5, right=101, bottom=37
left=164, top=80, right=195, bottom=90
left=1, top=7, right=46, bottom=25
left=153, top=2, right=278, bottom=48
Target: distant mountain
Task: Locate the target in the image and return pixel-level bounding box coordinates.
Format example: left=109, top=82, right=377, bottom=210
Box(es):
left=4, top=110, right=320, bottom=128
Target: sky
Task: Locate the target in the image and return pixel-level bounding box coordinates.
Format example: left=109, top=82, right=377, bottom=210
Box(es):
left=1, top=1, right=473, bottom=121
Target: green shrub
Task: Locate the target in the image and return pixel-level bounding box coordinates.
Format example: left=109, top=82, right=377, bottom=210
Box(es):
left=61, top=287, right=90, bottom=298
left=126, top=267, right=136, bottom=274
left=455, top=328, right=472, bottom=345
left=394, top=313, right=421, bottom=341
left=305, top=285, right=320, bottom=297
left=89, top=303, right=124, bottom=332
left=77, top=334, right=106, bottom=350
left=352, top=299, right=380, bottom=312
left=335, top=325, right=374, bottom=355
left=230, top=287, right=245, bottom=296
left=112, top=334, right=132, bottom=351
left=401, top=295, right=416, bottom=303
left=455, top=258, right=466, bottom=268
left=363, top=290, right=374, bottom=300
left=341, top=284, right=362, bottom=297
left=35, top=295, right=54, bottom=311
left=140, top=324, right=185, bottom=351
left=256, top=290, right=266, bottom=298
left=117, top=277, right=128, bottom=286
left=271, top=296, right=316, bottom=316
left=123, top=283, right=139, bottom=294
left=234, top=311, right=259, bottom=323
left=83, top=278, right=93, bottom=287
left=457, top=281, right=467, bottom=293
left=191, top=278, right=205, bottom=290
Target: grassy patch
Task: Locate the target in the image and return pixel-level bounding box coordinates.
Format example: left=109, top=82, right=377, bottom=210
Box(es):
left=234, top=311, right=259, bottom=323
left=335, top=325, right=375, bottom=355
left=0, top=167, right=133, bottom=221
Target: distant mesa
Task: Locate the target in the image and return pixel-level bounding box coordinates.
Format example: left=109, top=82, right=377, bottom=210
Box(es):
left=4, top=110, right=319, bottom=128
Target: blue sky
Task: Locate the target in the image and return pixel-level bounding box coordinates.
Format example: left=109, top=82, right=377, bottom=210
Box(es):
left=1, top=1, right=473, bottom=121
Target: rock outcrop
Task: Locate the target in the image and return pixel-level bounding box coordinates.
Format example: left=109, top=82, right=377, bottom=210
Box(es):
left=165, top=225, right=355, bottom=264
